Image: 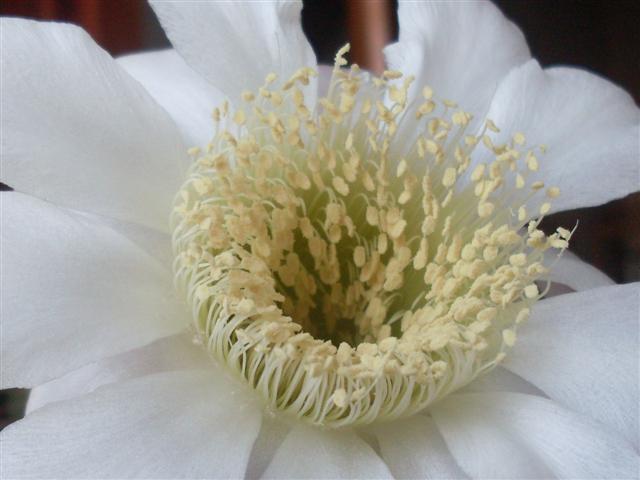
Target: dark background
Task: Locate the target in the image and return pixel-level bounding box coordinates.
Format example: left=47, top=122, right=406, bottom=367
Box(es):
left=1, top=0, right=638, bottom=430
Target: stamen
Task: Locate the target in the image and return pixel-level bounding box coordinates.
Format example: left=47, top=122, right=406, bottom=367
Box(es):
left=171, top=45, right=569, bottom=428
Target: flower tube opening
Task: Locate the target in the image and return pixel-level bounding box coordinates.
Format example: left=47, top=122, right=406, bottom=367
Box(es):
left=171, top=45, right=570, bottom=428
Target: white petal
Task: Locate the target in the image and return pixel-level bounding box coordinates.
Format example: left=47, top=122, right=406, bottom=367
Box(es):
left=317, top=64, right=334, bottom=99
left=1, top=193, right=185, bottom=388
left=461, top=366, right=545, bottom=397
left=503, top=283, right=640, bottom=449
left=246, top=415, right=291, bottom=480
left=432, top=395, right=552, bottom=479
left=482, top=60, right=639, bottom=214
left=385, top=1, right=529, bottom=119
left=373, top=415, right=467, bottom=479
left=2, top=370, right=262, bottom=479
left=0, top=19, right=187, bottom=231
left=27, top=333, right=209, bottom=413
left=262, top=425, right=393, bottom=479
left=150, top=1, right=317, bottom=107
left=118, top=49, right=225, bottom=148
left=432, top=392, right=639, bottom=479
left=546, top=249, right=614, bottom=292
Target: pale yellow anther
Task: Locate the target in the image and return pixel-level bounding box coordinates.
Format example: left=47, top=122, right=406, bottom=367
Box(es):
left=292, top=88, right=305, bottom=107
left=362, top=171, right=375, bottom=192
left=539, top=202, right=551, bottom=215
left=377, top=233, right=388, bottom=254
left=483, top=245, right=498, bottom=262
left=516, top=308, right=530, bottom=324
left=482, top=135, right=494, bottom=151
left=549, top=236, right=569, bottom=249
left=557, top=227, right=572, bottom=240
left=413, top=249, right=428, bottom=270
left=502, top=329, right=517, bottom=347
left=259, top=87, right=271, bottom=99
left=442, top=167, right=457, bottom=188
left=383, top=69, right=403, bottom=79
left=518, top=206, right=527, bottom=222
left=471, top=164, right=486, bottom=182
left=461, top=244, right=477, bottom=261
left=513, top=132, right=526, bottom=145
left=385, top=207, right=401, bottom=226
left=524, top=284, right=539, bottom=299
left=365, top=205, right=379, bottom=226
left=416, top=101, right=435, bottom=119
left=233, top=109, right=246, bottom=126
left=294, top=171, right=311, bottom=190
left=242, top=90, right=255, bottom=102
left=332, top=176, right=350, bottom=196
left=452, top=111, right=471, bottom=126
left=344, top=132, right=354, bottom=150
left=422, top=86, right=433, bottom=100
left=397, top=159, right=408, bottom=178
left=509, top=253, right=527, bottom=267
left=354, top=246, right=366, bottom=267
left=389, top=86, right=406, bottom=105
left=547, top=186, right=561, bottom=198
left=477, top=307, right=497, bottom=323
left=321, top=202, right=339, bottom=223
left=334, top=43, right=351, bottom=70
left=485, top=119, right=500, bottom=133
left=270, top=92, right=283, bottom=107
left=425, top=139, right=439, bottom=156
left=398, top=190, right=411, bottom=205
left=388, top=219, right=407, bottom=240
left=478, top=202, right=495, bottom=218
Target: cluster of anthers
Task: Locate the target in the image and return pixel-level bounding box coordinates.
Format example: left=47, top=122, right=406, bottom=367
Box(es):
left=171, top=45, right=571, bottom=428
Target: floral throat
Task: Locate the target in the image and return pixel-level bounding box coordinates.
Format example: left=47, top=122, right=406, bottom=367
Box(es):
left=171, top=46, right=570, bottom=428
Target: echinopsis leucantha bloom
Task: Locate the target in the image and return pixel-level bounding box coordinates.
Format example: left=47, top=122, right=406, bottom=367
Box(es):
left=1, top=1, right=639, bottom=479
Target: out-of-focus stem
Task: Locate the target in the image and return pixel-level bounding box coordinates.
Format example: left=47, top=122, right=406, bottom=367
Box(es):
left=346, top=0, right=394, bottom=75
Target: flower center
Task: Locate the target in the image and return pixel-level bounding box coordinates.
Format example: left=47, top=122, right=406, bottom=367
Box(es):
left=171, top=45, right=570, bottom=428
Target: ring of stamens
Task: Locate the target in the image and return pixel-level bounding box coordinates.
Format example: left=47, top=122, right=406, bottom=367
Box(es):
left=171, top=45, right=570, bottom=428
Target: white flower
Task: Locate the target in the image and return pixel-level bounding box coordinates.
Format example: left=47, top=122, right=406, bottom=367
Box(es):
left=1, top=1, right=639, bottom=478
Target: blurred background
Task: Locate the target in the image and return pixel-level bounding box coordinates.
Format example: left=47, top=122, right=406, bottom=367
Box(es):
left=1, top=0, right=638, bottom=430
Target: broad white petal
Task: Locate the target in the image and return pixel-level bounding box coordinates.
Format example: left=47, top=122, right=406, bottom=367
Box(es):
left=432, top=392, right=639, bottom=479
left=1, top=19, right=187, bottom=231
left=317, top=64, right=333, bottom=99
left=1, top=193, right=185, bottom=388
left=482, top=60, right=639, bottom=214
left=246, top=415, right=291, bottom=480
left=2, top=370, right=262, bottom=479
left=150, top=1, right=317, bottom=107
left=546, top=249, right=614, bottom=291
left=27, top=333, right=209, bottom=413
left=461, top=366, right=545, bottom=397
left=118, top=49, right=225, bottom=148
left=432, top=395, right=552, bottom=479
left=262, top=425, right=393, bottom=479
left=503, top=283, right=640, bottom=449
left=373, top=415, right=467, bottom=479
left=386, top=1, right=529, bottom=120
